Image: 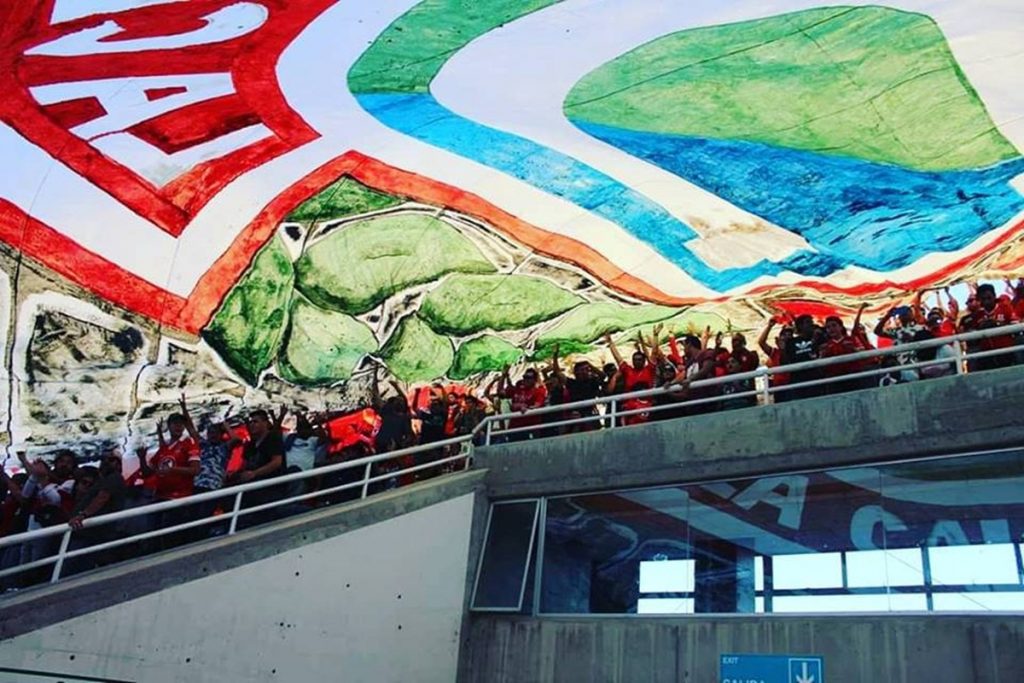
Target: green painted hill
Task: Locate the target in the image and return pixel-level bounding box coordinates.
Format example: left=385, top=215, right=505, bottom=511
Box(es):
left=420, top=273, right=583, bottom=336
left=296, top=213, right=495, bottom=315
left=381, top=315, right=454, bottom=383
left=566, top=6, right=1017, bottom=171
left=203, top=236, right=294, bottom=384
left=278, top=297, right=378, bottom=386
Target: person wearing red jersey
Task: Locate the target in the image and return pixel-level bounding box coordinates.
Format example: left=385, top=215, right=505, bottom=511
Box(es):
left=959, top=283, right=1018, bottom=370
left=1010, top=279, right=1024, bottom=321
left=136, top=413, right=200, bottom=502
left=924, top=307, right=957, bottom=338
left=710, top=331, right=731, bottom=379
left=819, top=305, right=874, bottom=394
left=665, top=330, right=685, bottom=368
left=506, top=366, right=547, bottom=441
left=1011, top=280, right=1024, bottom=366
left=604, top=332, right=655, bottom=392
left=730, top=333, right=760, bottom=373
left=916, top=288, right=959, bottom=339
left=620, top=381, right=653, bottom=426
left=134, top=410, right=200, bottom=548
left=758, top=317, right=793, bottom=399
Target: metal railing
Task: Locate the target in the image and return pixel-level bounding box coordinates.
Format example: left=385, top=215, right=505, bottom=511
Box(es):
left=0, top=436, right=474, bottom=588
left=478, top=322, right=1024, bottom=444
left=1, top=321, right=1022, bottom=591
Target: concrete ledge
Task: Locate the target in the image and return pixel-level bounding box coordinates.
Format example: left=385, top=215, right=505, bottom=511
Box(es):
left=475, top=367, right=1024, bottom=497
left=460, top=614, right=1024, bottom=683
left=0, top=469, right=487, bottom=641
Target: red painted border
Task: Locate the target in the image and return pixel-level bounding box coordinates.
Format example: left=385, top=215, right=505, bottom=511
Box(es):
left=0, top=199, right=188, bottom=322
left=0, top=0, right=331, bottom=235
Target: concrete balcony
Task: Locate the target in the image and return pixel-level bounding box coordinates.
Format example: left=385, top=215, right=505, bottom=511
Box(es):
left=475, top=365, right=1024, bottom=498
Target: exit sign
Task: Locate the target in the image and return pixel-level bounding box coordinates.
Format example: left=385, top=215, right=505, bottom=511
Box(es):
left=720, top=654, right=824, bottom=683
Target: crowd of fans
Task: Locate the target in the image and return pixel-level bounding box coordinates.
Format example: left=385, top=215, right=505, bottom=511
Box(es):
left=1, top=282, right=1022, bottom=586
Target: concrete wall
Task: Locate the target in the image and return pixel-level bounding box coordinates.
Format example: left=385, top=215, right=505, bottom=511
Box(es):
left=0, top=474, right=483, bottom=683
left=476, top=366, right=1024, bottom=498
left=459, top=614, right=1024, bottom=683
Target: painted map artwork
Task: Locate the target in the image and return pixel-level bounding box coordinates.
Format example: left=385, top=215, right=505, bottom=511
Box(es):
left=0, top=0, right=1022, bottom=452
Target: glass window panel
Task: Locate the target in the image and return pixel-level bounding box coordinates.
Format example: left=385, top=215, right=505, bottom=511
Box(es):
left=772, top=552, right=843, bottom=590
left=885, top=593, right=930, bottom=611
left=535, top=449, right=1024, bottom=616
left=773, top=593, right=916, bottom=613
left=932, top=592, right=1024, bottom=612
left=639, top=559, right=695, bottom=593
left=847, top=548, right=924, bottom=587
left=755, top=596, right=765, bottom=613
left=637, top=598, right=695, bottom=614
left=472, top=501, right=538, bottom=610
left=929, top=544, right=1019, bottom=586
left=540, top=489, right=690, bottom=614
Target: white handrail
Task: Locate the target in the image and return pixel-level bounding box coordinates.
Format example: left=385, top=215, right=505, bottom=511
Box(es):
left=476, top=321, right=1024, bottom=440
left=1, top=434, right=472, bottom=547
left=0, top=435, right=475, bottom=584
left=489, top=350, right=984, bottom=438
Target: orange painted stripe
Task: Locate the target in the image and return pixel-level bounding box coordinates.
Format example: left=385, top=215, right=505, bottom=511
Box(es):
left=4, top=151, right=1022, bottom=337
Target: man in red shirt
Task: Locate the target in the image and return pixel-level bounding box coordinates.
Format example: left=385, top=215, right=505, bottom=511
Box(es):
left=758, top=318, right=793, bottom=393
left=819, top=312, right=874, bottom=393
left=730, top=333, right=760, bottom=373
left=620, top=381, right=653, bottom=426
left=925, top=307, right=956, bottom=338
left=711, top=332, right=731, bottom=378
left=134, top=412, right=199, bottom=549
left=507, top=368, right=547, bottom=440
left=960, top=283, right=1018, bottom=370
left=604, top=332, right=655, bottom=391
left=137, top=413, right=200, bottom=502
left=673, top=334, right=718, bottom=414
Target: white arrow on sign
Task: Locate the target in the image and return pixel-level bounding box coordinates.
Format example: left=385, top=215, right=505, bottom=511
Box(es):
left=795, top=661, right=815, bottom=683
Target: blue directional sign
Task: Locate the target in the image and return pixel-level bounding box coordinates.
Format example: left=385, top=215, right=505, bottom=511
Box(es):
left=720, top=654, right=824, bottom=683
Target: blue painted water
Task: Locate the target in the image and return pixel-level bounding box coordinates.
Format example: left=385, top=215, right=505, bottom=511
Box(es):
left=356, top=92, right=1024, bottom=289
left=575, top=121, right=1024, bottom=274
left=358, top=92, right=785, bottom=290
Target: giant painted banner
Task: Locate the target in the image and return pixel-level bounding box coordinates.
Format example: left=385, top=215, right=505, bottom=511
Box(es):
left=0, top=1, right=1022, bottom=453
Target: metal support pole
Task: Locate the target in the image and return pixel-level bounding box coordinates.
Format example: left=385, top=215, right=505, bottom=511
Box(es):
left=228, top=491, right=243, bottom=536
left=609, top=399, right=618, bottom=429
left=953, top=341, right=966, bottom=375
left=361, top=462, right=373, bottom=499
left=484, top=420, right=492, bottom=446
left=49, top=528, right=73, bottom=584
